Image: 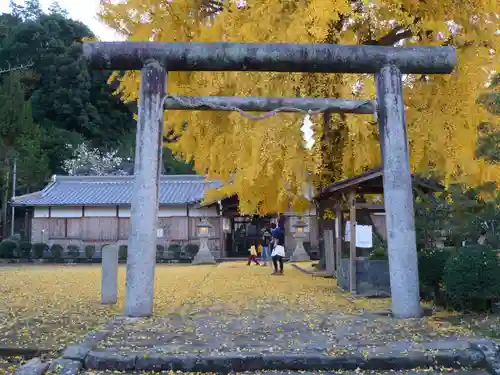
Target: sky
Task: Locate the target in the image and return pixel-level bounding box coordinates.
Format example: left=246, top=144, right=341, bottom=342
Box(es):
left=0, top=0, right=123, bottom=41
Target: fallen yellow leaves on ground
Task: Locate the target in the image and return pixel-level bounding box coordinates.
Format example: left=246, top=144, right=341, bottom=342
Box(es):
left=0, top=262, right=497, bottom=352
left=0, top=262, right=365, bottom=350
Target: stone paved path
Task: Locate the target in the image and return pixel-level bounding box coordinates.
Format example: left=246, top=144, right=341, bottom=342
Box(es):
left=96, top=309, right=479, bottom=356
left=73, top=263, right=500, bottom=373
left=18, top=262, right=499, bottom=373
left=0, top=357, right=21, bottom=374
left=89, top=262, right=487, bottom=357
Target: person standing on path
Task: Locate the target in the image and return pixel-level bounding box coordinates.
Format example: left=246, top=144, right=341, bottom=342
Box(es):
left=271, top=222, right=285, bottom=246
left=271, top=236, right=285, bottom=275
left=247, top=243, right=260, bottom=266
left=261, top=226, right=273, bottom=266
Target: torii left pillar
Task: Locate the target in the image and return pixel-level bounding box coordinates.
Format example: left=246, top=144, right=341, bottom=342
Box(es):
left=125, top=60, right=166, bottom=317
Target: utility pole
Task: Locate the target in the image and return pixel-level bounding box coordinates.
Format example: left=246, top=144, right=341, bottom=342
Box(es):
left=2, top=169, right=9, bottom=239
left=10, top=158, right=16, bottom=237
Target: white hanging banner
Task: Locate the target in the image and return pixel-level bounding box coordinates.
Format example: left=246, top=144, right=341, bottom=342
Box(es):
left=345, top=221, right=351, bottom=242
left=344, top=221, right=373, bottom=248
left=301, top=114, right=315, bottom=149
left=222, top=217, right=231, bottom=232
left=356, top=225, right=373, bottom=248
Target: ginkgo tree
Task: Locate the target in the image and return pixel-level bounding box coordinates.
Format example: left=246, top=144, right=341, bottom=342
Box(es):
left=99, top=0, right=500, bottom=214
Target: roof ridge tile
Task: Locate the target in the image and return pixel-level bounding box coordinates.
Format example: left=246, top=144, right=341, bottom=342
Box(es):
left=11, top=175, right=223, bottom=207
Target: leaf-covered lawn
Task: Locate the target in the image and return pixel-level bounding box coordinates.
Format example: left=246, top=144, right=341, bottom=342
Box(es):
left=0, top=262, right=369, bottom=350
left=0, top=262, right=498, bottom=354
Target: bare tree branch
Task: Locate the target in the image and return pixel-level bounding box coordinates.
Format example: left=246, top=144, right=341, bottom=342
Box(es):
left=0, top=61, right=34, bottom=75
left=363, top=26, right=414, bottom=46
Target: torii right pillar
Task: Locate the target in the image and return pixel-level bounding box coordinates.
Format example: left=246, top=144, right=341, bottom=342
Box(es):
left=375, top=65, right=420, bottom=318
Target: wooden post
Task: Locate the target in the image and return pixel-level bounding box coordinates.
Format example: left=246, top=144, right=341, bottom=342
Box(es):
left=334, top=201, right=342, bottom=279
left=124, top=60, right=166, bottom=317
left=324, top=229, right=334, bottom=276
left=348, top=191, right=357, bottom=294
left=375, top=64, right=420, bottom=318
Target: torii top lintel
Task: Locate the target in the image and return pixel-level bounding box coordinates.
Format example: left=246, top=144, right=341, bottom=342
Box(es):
left=82, top=42, right=456, bottom=75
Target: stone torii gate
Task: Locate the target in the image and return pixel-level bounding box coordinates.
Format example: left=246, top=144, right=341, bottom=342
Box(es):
left=83, top=42, right=456, bottom=319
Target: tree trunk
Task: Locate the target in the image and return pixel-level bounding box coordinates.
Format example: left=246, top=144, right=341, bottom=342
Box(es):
left=319, top=111, right=347, bottom=188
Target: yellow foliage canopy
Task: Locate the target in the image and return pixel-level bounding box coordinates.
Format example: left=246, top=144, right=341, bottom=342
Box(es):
left=99, top=0, right=500, bottom=214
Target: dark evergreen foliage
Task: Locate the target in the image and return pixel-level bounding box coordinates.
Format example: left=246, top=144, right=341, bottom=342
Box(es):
left=0, top=0, right=194, bottom=199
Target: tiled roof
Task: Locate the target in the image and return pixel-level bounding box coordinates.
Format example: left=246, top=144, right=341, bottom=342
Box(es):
left=11, top=175, right=222, bottom=206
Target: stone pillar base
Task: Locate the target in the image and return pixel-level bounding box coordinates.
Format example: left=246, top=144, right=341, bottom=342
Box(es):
left=192, top=238, right=216, bottom=265
left=290, top=242, right=311, bottom=262
left=192, top=250, right=217, bottom=265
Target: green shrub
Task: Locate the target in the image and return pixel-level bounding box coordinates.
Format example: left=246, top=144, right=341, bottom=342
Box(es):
left=84, top=245, right=95, bottom=260
left=50, top=244, right=63, bottom=260
left=418, top=248, right=452, bottom=287
left=167, top=244, right=182, bottom=259
left=67, top=244, right=80, bottom=258
left=7, top=234, right=21, bottom=244
left=368, top=247, right=388, bottom=260
left=0, top=240, right=17, bottom=259
left=184, top=243, right=199, bottom=258
left=19, top=242, right=32, bottom=258
left=368, top=236, right=388, bottom=260
left=5, top=235, right=22, bottom=257
left=119, top=245, right=128, bottom=260
left=32, top=243, right=48, bottom=258
left=418, top=248, right=452, bottom=304
left=156, top=245, right=165, bottom=260
left=443, top=246, right=500, bottom=311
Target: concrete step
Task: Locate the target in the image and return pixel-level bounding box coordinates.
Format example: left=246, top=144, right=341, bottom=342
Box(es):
left=80, top=347, right=489, bottom=373
left=80, top=371, right=491, bottom=375
left=15, top=340, right=500, bottom=374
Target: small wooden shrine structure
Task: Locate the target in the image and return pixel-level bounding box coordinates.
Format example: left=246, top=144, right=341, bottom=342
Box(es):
left=314, top=166, right=443, bottom=294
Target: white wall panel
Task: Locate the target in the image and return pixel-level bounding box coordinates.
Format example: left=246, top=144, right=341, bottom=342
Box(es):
left=85, top=206, right=117, bottom=217
left=51, top=206, right=82, bottom=218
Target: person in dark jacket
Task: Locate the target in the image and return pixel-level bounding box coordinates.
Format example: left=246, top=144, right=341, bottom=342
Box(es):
left=271, top=222, right=285, bottom=246
left=261, top=226, right=273, bottom=266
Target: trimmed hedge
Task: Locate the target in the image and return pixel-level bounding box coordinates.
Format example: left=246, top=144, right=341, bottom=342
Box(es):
left=84, top=245, right=95, bottom=259
left=184, top=243, right=199, bottom=258
left=118, top=245, right=128, bottom=260
left=419, top=248, right=452, bottom=288
left=443, top=246, right=500, bottom=311
left=167, top=244, right=182, bottom=259
left=32, top=243, right=48, bottom=259
left=67, top=244, right=80, bottom=258
left=156, top=245, right=165, bottom=260
left=19, top=242, right=32, bottom=258
left=0, top=240, right=17, bottom=259
left=50, top=244, right=64, bottom=259
left=418, top=248, right=452, bottom=304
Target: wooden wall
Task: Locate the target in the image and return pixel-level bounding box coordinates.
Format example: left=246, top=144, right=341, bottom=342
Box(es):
left=31, top=216, right=221, bottom=242
left=31, top=204, right=221, bottom=244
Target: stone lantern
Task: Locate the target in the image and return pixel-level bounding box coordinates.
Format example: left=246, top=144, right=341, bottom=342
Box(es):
left=192, top=218, right=216, bottom=265
left=290, top=218, right=311, bottom=262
